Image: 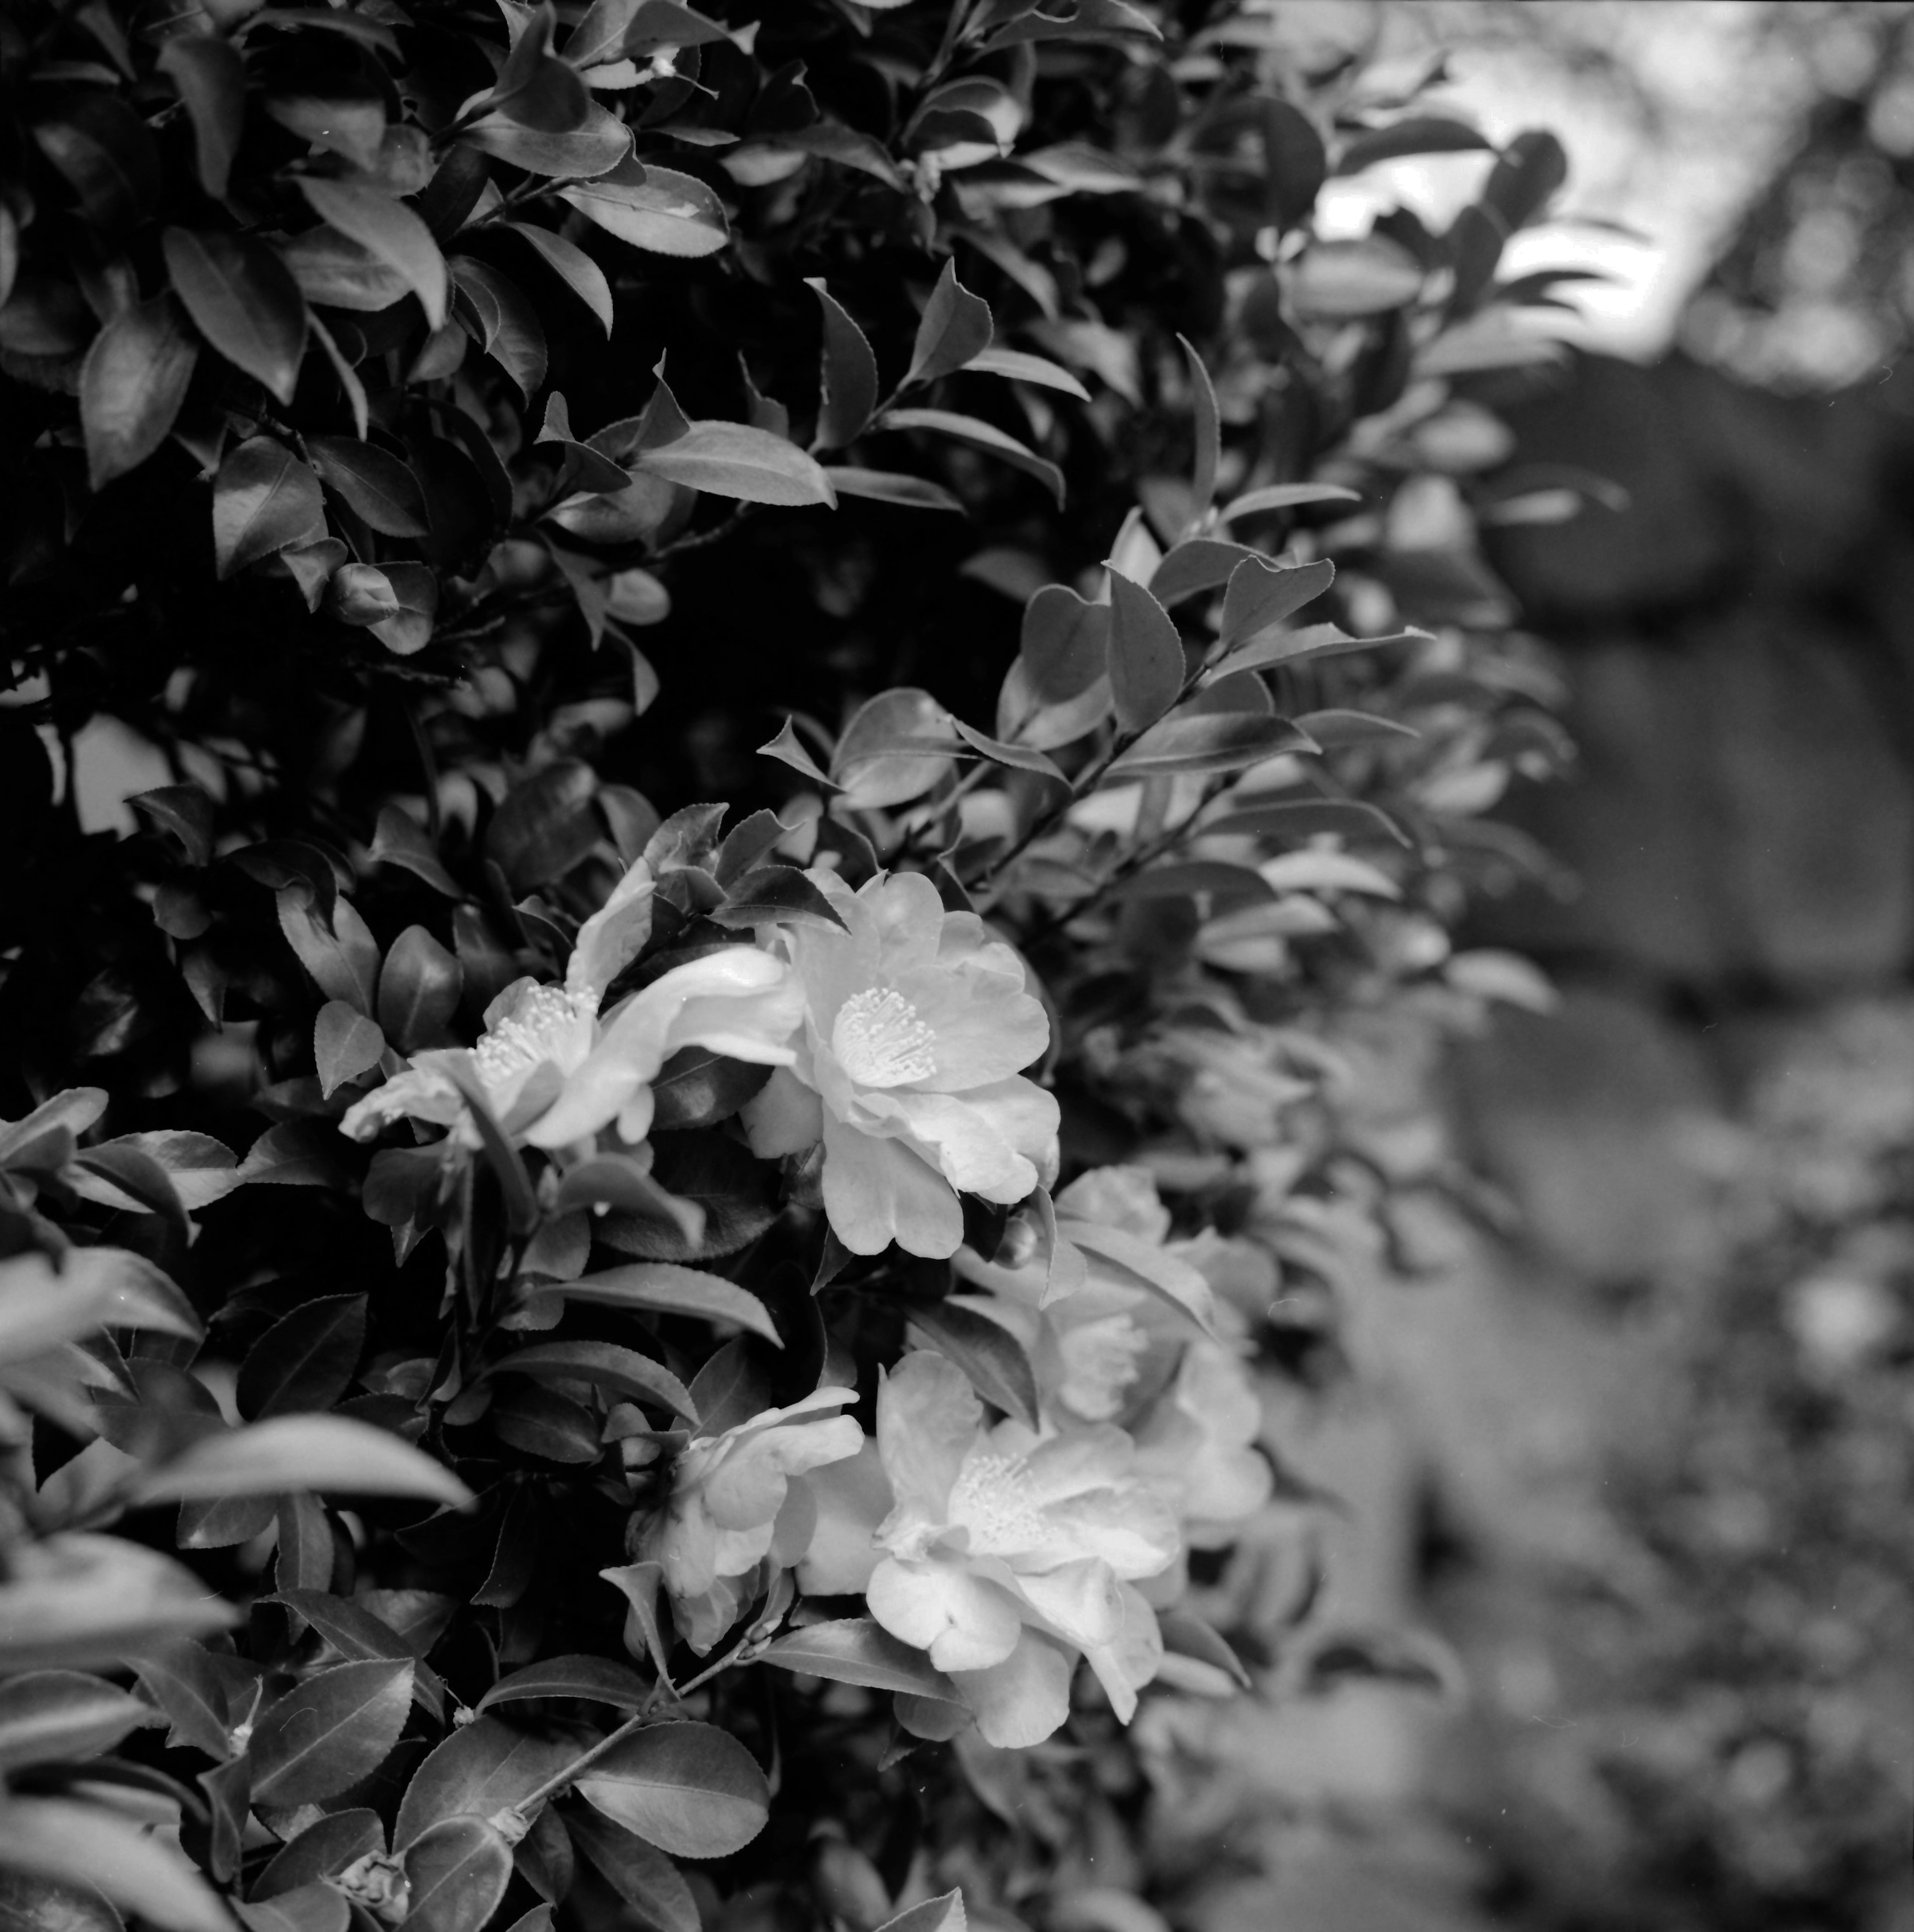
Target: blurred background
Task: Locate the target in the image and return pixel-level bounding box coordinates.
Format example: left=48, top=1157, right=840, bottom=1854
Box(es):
left=1169, top=4, right=1914, bottom=1931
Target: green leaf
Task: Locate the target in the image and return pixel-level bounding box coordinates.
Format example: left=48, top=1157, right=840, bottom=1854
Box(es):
left=306, top=437, right=430, bottom=538
left=489, top=5, right=591, bottom=133
left=709, top=865, right=848, bottom=935
left=271, top=1591, right=445, bottom=1721
left=1200, top=798, right=1411, bottom=846
left=278, top=892, right=380, bottom=1015
left=0, top=1797, right=228, bottom=1932
left=755, top=1619, right=959, bottom=1701
left=1020, top=583, right=1109, bottom=702
left=314, top=1002, right=386, bottom=1099
left=875, top=1892, right=966, bottom=1932
left=830, top=687, right=959, bottom=810
left=80, top=294, right=198, bottom=489
left=905, top=1302, right=1040, bottom=1430
left=1293, top=708, right=1420, bottom=747
left=248, top=1659, right=414, bottom=1806
left=400, top=1819, right=513, bottom=1932
left=477, top=1657, right=650, bottom=1714
left=296, top=177, right=448, bottom=327
left=486, top=760, right=598, bottom=892
left=377, top=927, right=463, bottom=1053
left=1218, top=555, right=1335, bottom=649
left=879, top=408, right=1062, bottom=505
left=962, top=345, right=1089, bottom=400
left=1216, top=482, right=1360, bottom=522
left=756, top=719, right=838, bottom=790
left=280, top=227, right=413, bottom=312
left=162, top=228, right=307, bottom=407
left=1288, top=236, right=1424, bottom=320
left=642, top=1046, right=772, bottom=1133
left=131, top=1642, right=233, bottom=1761
left=464, top=104, right=633, bottom=179
left=133, top=1416, right=473, bottom=1508
left=825, top=469, right=963, bottom=513
left=395, top=1717, right=579, bottom=1849
left=450, top=257, right=546, bottom=402
left=213, top=438, right=324, bottom=580
left=806, top=280, right=879, bottom=449
left=129, top=785, right=214, bottom=866
left=1335, top=116, right=1494, bottom=173
left=157, top=36, right=246, bottom=199
left=559, top=158, right=729, bottom=256
left=1105, top=570, right=1183, bottom=734
left=0, top=1536, right=237, bottom=1674
left=635, top=422, right=834, bottom=507
left=1148, top=538, right=1260, bottom=608
left=488, top=1341, right=698, bottom=1425
left=1482, top=129, right=1568, bottom=235
left=949, top=718, right=1067, bottom=781
left=565, top=1810, right=697, bottom=1932
left=598, top=1130, right=778, bottom=1264
left=575, top=1722, right=769, bottom=1859
left=254, top=1812, right=384, bottom=1900
left=1157, top=1608, right=1252, bottom=1688
left=367, top=562, right=440, bottom=657
left=33, top=97, right=158, bottom=233
left=543, top=1263, right=780, bottom=1345
left=504, top=222, right=614, bottom=335
left=1178, top=334, right=1220, bottom=516
left=237, top=1293, right=368, bottom=1419
left=1106, top=712, right=1316, bottom=778
left=1211, top=622, right=1426, bottom=678
left=1106, top=861, right=1273, bottom=904
left=905, top=261, right=992, bottom=388
left=0, top=1672, right=153, bottom=1774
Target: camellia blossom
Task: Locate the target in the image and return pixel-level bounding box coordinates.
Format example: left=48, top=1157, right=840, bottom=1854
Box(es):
left=801, top=1351, right=1179, bottom=1748
left=340, top=857, right=804, bottom=1151
left=741, top=870, right=1059, bottom=1259
left=954, top=1167, right=1274, bottom=1545
left=630, top=1388, right=863, bottom=1654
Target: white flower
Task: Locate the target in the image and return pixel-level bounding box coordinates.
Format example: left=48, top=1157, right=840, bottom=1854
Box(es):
left=742, top=870, right=1059, bottom=1259
left=340, top=857, right=804, bottom=1151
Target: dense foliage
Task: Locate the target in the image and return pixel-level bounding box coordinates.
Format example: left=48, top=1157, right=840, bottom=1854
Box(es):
left=0, top=3, right=1577, bottom=1930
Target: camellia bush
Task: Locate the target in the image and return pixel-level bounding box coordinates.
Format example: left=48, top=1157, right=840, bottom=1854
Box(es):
left=0, top=3, right=1578, bottom=1930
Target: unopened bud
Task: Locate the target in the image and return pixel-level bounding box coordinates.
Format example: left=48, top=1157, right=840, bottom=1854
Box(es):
left=328, top=563, right=402, bottom=627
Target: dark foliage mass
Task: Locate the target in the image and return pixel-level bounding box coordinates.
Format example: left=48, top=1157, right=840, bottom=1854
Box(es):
left=0, top=4, right=1579, bottom=1930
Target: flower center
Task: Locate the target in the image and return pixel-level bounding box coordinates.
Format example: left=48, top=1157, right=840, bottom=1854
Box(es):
left=947, top=1451, right=1046, bottom=1555
left=473, top=984, right=595, bottom=1093
left=830, top=986, right=937, bottom=1088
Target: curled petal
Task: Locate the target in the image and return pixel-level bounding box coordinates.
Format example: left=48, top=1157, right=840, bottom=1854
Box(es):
left=338, top=1058, right=465, bottom=1140
left=949, top=1628, right=1076, bottom=1749
left=568, top=856, right=656, bottom=998
left=821, top=1111, right=963, bottom=1258
left=867, top=1553, right=1022, bottom=1672
left=740, top=1063, right=825, bottom=1158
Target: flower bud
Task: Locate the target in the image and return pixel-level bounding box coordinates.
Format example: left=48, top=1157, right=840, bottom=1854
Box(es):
left=328, top=563, right=402, bottom=627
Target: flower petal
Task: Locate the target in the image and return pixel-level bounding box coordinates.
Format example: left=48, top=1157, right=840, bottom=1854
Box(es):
left=1011, top=1556, right=1125, bottom=1650
left=567, top=856, right=656, bottom=997
left=865, top=1079, right=1059, bottom=1204
left=741, top=1063, right=824, bottom=1158
left=876, top=1351, right=978, bottom=1521
left=821, top=1109, right=964, bottom=1257
left=949, top=1628, right=1076, bottom=1749
left=795, top=1441, right=891, bottom=1596
left=1078, top=1581, right=1163, bottom=1724
left=867, top=1553, right=1022, bottom=1672
left=338, top=1060, right=465, bottom=1139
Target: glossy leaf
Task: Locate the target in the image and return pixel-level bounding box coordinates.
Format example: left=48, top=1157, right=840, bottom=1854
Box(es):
left=237, top=1293, right=368, bottom=1418
left=504, top=222, right=614, bottom=335
left=636, top=422, right=834, bottom=507
left=451, top=257, right=547, bottom=402
left=963, top=345, right=1090, bottom=399
left=0, top=1671, right=153, bottom=1774
left=1200, top=799, right=1411, bottom=846
left=575, top=1723, right=770, bottom=1859
left=709, top=864, right=848, bottom=935
left=394, top=1717, right=579, bottom=1849
left=252, top=1810, right=384, bottom=1899
left=904, top=1301, right=1040, bottom=1430
left=131, top=1642, right=233, bottom=1761
left=157, top=36, right=246, bottom=199
left=542, top=1263, right=780, bottom=1345
left=162, top=228, right=307, bottom=406
left=213, top=438, right=324, bottom=579
left=488, top=1341, right=698, bottom=1425
left=1178, top=335, right=1220, bottom=516
left=879, top=408, right=1063, bottom=504
left=565, top=1809, right=697, bottom=1932
left=1106, top=713, right=1316, bottom=778
left=477, top=1656, right=650, bottom=1714
left=247, top=1658, right=414, bottom=1806
left=400, top=1818, right=514, bottom=1932
left=1105, top=570, right=1184, bottom=733
left=1149, top=538, right=1260, bottom=607
left=807, top=280, right=879, bottom=449
left=1336, top=116, right=1494, bottom=173
left=756, top=1619, right=959, bottom=1701
left=1217, top=482, right=1360, bottom=521
left=905, top=261, right=993, bottom=388
left=306, top=438, right=430, bottom=537
left=1217, top=556, right=1336, bottom=648
left=597, top=1130, right=778, bottom=1264
left=80, top=295, right=198, bottom=488
left=559, top=159, right=728, bottom=256
left=0, top=1797, right=227, bottom=1932
left=876, top=1892, right=967, bottom=1932
left=377, top=927, right=463, bottom=1053
left=134, top=1416, right=473, bottom=1507
left=826, top=469, right=963, bottom=512
left=314, top=1001, right=385, bottom=1099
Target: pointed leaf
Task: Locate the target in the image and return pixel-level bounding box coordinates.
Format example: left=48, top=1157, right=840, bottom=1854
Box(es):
left=1107, top=713, right=1317, bottom=778
left=488, top=1341, right=698, bottom=1425
left=255, top=1812, right=385, bottom=1899
left=396, top=1717, right=580, bottom=1848
left=807, top=280, right=878, bottom=449
left=237, top=1294, right=368, bottom=1419
left=565, top=1809, right=697, bottom=1932
left=949, top=718, right=1066, bottom=781
left=635, top=422, right=834, bottom=507
left=710, top=865, right=848, bottom=936
left=1177, top=335, right=1220, bottom=516
left=825, top=469, right=963, bottom=512
left=963, top=346, right=1089, bottom=400
left=756, top=719, right=837, bottom=789
left=158, top=36, right=246, bottom=199
left=314, top=1002, right=386, bottom=1099
left=450, top=257, right=546, bottom=401
left=0, top=1671, right=153, bottom=1773
left=0, top=1797, right=228, bottom=1932
left=876, top=1893, right=966, bottom=1932
left=1020, top=583, right=1109, bottom=702
left=1336, top=116, right=1494, bottom=173
left=1200, top=799, right=1411, bottom=846
left=463, top=104, right=633, bottom=179
left=213, top=438, right=324, bottom=580
left=401, top=1818, right=513, bottom=1932
left=80, top=294, right=198, bottom=488
left=163, top=227, right=307, bottom=405
left=134, top=1417, right=473, bottom=1507
left=131, top=1642, right=233, bottom=1761
left=559, top=158, right=729, bottom=257
left=296, top=177, right=447, bottom=327
left=306, top=437, right=430, bottom=538
left=1106, top=570, right=1184, bottom=733
left=879, top=408, right=1062, bottom=504
left=476, top=1656, right=650, bottom=1714
left=1217, top=482, right=1360, bottom=521
left=756, top=1619, right=958, bottom=1701
left=575, top=1722, right=770, bottom=1859
left=905, top=1301, right=1039, bottom=1430
left=504, top=222, right=613, bottom=334
left=376, top=927, right=463, bottom=1054
left=1218, top=555, right=1335, bottom=648
left=1149, top=538, right=1260, bottom=607
left=905, top=261, right=992, bottom=388
left=248, top=1659, right=413, bottom=1806
left=541, top=1263, right=780, bottom=1345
